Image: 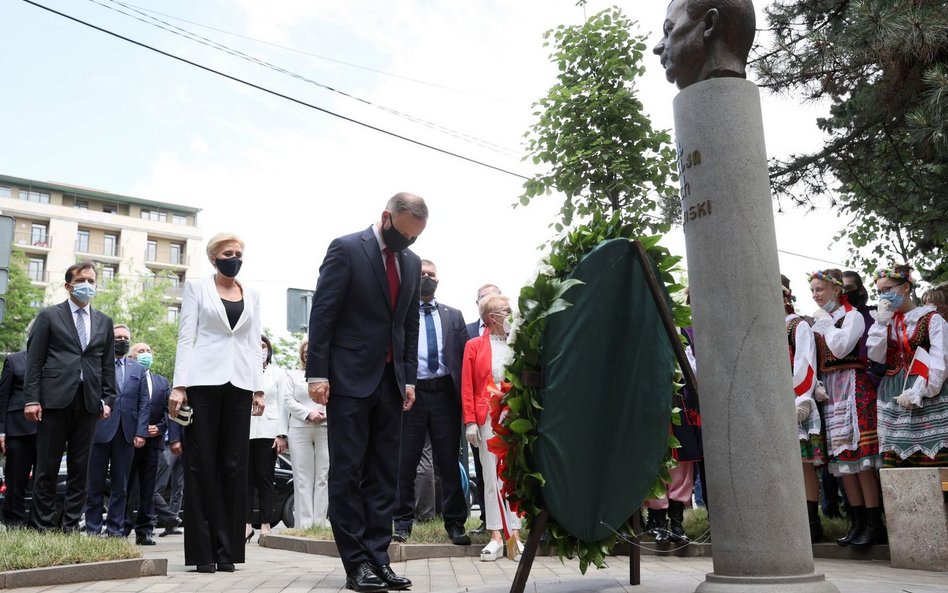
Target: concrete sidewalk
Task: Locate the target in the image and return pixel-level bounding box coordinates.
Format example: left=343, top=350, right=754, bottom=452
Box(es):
left=5, top=535, right=946, bottom=593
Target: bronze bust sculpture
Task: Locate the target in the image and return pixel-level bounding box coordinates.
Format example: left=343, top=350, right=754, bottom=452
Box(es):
left=653, top=0, right=756, bottom=90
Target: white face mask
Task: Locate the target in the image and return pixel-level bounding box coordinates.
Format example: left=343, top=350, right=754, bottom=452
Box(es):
left=261, top=348, right=269, bottom=363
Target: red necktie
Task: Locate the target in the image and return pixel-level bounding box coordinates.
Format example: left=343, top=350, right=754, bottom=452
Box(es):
left=384, top=248, right=399, bottom=311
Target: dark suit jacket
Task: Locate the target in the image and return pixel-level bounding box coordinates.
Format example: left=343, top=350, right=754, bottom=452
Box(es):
left=306, top=225, right=421, bottom=398
left=143, top=371, right=170, bottom=449
left=94, top=358, right=148, bottom=444
left=0, top=351, right=35, bottom=437
left=426, top=302, right=467, bottom=400
left=465, top=320, right=483, bottom=341
left=25, top=301, right=117, bottom=414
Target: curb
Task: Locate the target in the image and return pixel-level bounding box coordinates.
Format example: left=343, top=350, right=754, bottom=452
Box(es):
left=0, top=558, right=167, bottom=589
left=262, top=535, right=889, bottom=563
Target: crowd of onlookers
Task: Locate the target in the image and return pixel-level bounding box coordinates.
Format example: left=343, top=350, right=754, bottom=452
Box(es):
left=644, top=269, right=948, bottom=549
left=2, top=198, right=946, bottom=589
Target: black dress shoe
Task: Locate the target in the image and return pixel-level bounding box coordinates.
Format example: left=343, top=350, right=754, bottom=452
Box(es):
left=345, top=562, right=387, bottom=592
left=469, top=521, right=486, bottom=535
left=375, top=564, right=411, bottom=590
left=446, top=525, right=471, bottom=546
left=392, top=529, right=410, bottom=543
left=135, top=535, right=157, bottom=546
left=159, top=527, right=183, bottom=537
left=217, top=562, right=236, bottom=572
left=196, top=563, right=216, bottom=573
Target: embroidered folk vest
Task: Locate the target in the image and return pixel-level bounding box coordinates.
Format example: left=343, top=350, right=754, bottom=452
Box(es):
left=815, top=315, right=864, bottom=373
left=885, top=311, right=936, bottom=376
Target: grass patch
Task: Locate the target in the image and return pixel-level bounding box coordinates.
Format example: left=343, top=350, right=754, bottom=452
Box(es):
left=286, top=517, right=495, bottom=546
left=0, top=528, right=141, bottom=572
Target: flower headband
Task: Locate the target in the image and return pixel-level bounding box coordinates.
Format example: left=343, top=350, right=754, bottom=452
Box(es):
left=806, top=271, right=843, bottom=287
left=874, top=267, right=912, bottom=284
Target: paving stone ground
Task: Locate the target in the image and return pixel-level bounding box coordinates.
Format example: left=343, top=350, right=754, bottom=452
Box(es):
left=5, top=534, right=946, bottom=593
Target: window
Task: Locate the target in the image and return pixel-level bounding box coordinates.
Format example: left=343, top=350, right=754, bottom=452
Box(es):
left=166, top=306, right=180, bottom=323
left=101, top=266, right=116, bottom=287
left=102, top=204, right=117, bottom=214
left=141, top=209, right=167, bottom=223
left=0, top=186, right=11, bottom=198
left=170, top=273, right=182, bottom=287
left=74, top=200, right=88, bottom=210
left=28, top=257, right=45, bottom=282
left=172, top=214, right=187, bottom=225
left=75, top=230, right=90, bottom=253
left=20, top=189, right=50, bottom=204
left=103, top=233, right=118, bottom=257
left=146, top=240, right=158, bottom=261
left=31, top=223, right=48, bottom=246
left=170, top=243, right=183, bottom=265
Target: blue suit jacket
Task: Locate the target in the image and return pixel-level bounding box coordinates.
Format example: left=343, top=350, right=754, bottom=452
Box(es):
left=94, top=358, right=148, bottom=444
left=426, top=302, right=467, bottom=401
left=143, top=371, right=170, bottom=449
left=306, top=226, right=421, bottom=398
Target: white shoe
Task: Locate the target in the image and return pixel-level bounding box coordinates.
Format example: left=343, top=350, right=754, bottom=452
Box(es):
left=480, top=539, right=504, bottom=562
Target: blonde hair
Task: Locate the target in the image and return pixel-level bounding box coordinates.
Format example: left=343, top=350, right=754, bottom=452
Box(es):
left=299, top=339, right=309, bottom=369
left=479, top=294, right=510, bottom=323
left=205, top=232, right=245, bottom=260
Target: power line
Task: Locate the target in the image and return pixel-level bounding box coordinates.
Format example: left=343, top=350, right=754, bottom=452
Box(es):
left=89, top=0, right=521, bottom=157
left=19, top=0, right=530, bottom=180
left=113, top=0, right=510, bottom=103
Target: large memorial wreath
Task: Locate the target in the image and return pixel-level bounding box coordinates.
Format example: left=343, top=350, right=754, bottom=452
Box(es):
left=489, top=218, right=690, bottom=573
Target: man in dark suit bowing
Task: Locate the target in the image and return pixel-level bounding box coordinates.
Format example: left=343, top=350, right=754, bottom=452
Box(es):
left=84, top=324, right=149, bottom=537
left=24, top=261, right=117, bottom=532
left=394, top=259, right=471, bottom=545
left=0, top=351, right=36, bottom=526
left=123, top=342, right=170, bottom=545
left=306, top=192, right=427, bottom=593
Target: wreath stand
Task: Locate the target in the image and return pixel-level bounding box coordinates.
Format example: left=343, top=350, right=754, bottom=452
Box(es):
left=508, top=240, right=700, bottom=593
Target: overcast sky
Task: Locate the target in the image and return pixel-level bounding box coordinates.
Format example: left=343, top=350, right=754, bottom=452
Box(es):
left=1, top=0, right=857, bottom=335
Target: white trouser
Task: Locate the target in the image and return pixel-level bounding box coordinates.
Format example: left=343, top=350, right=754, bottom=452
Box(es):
left=287, top=423, right=330, bottom=529
left=477, top=422, right=521, bottom=533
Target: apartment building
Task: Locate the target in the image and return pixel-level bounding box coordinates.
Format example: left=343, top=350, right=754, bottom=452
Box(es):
left=0, top=173, right=202, bottom=320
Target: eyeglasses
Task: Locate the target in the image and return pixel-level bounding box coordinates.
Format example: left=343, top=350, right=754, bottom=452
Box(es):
left=492, top=308, right=512, bottom=316
left=877, top=284, right=902, bottom=295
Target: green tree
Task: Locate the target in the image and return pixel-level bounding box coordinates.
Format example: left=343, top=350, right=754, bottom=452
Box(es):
left=753, top=0, right=948, bottom=282
left=519, top=4, right=679, bottom=235
left=269, top=331, right=305, bottom=370
left=93, top=272, right=180, bottom=379
left=0, top=250, right=47, bottom=353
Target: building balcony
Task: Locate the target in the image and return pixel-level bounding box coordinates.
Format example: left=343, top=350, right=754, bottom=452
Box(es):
left=75, top=242, right=122, bottom=263
left=28, top=270, right=50, bottom=285
left=145, top=252, right=189, bottom=271
left=14, top=231, right=52, bottom=253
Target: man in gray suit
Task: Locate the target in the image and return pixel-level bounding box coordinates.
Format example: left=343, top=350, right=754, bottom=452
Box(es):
left=394, top=259, right=471, bottom=545
left=24, top=261, right=117, bottom=532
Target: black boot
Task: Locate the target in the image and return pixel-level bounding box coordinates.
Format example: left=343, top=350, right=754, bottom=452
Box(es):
left=648, top=508, right=669, bottom=543
left=807, top=500, right=823, bottom=543
left=850, top=507, right=885, bottom=548
left=667, top=500, right=689, bottom=544
left=836, top=504, right=865, bottom=546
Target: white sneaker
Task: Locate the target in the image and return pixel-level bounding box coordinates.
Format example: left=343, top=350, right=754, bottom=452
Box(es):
left=480, top=539, right=504, bottom=562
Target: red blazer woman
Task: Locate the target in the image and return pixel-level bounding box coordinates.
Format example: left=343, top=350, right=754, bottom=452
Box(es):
left=461, top=331, right=496, bottom=426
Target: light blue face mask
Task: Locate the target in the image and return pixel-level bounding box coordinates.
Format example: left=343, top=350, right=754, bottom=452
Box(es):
left=821, top=300, right=838, bottom=313
left=879, top=291, right=904, bottom=309
left=71, top=282, right=97, bottom=303
left=137, top=353, right=153, bottom=369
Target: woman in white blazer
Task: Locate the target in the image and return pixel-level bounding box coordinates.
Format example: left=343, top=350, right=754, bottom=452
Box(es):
left=246, top=335, right=289, bottom=540
left=284, top=339, right=330, bottom=529
left=169, top=232, right=264, bottom=574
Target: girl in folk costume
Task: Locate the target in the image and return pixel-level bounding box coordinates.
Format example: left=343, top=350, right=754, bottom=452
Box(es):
left=808, top=269, right=883, bottom=548
left=867, top=265, right=948, bottom=468
left=783, top=276, right=825, bottom=542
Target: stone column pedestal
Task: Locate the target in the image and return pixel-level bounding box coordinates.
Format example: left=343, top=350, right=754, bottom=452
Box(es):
left=879, top=467, right=948, bottom=571
left=672, top=77, right=838, bottom=593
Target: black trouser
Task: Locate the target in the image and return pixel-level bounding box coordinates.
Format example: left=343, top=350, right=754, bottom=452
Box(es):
left=327, top=364, right=403, bottom=575
left=247, top=438, right=277, bottom=524
left=153, top=447, right=185, bottom=526
left=394, top=375, right=467, bottom=533
left=1, top=433, right=36, bottom=526
left=29, top=385, right=98, bottom=532
left=183, top=384, right=251, bottom=566
left=126, top=445, right=160, bottom=537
